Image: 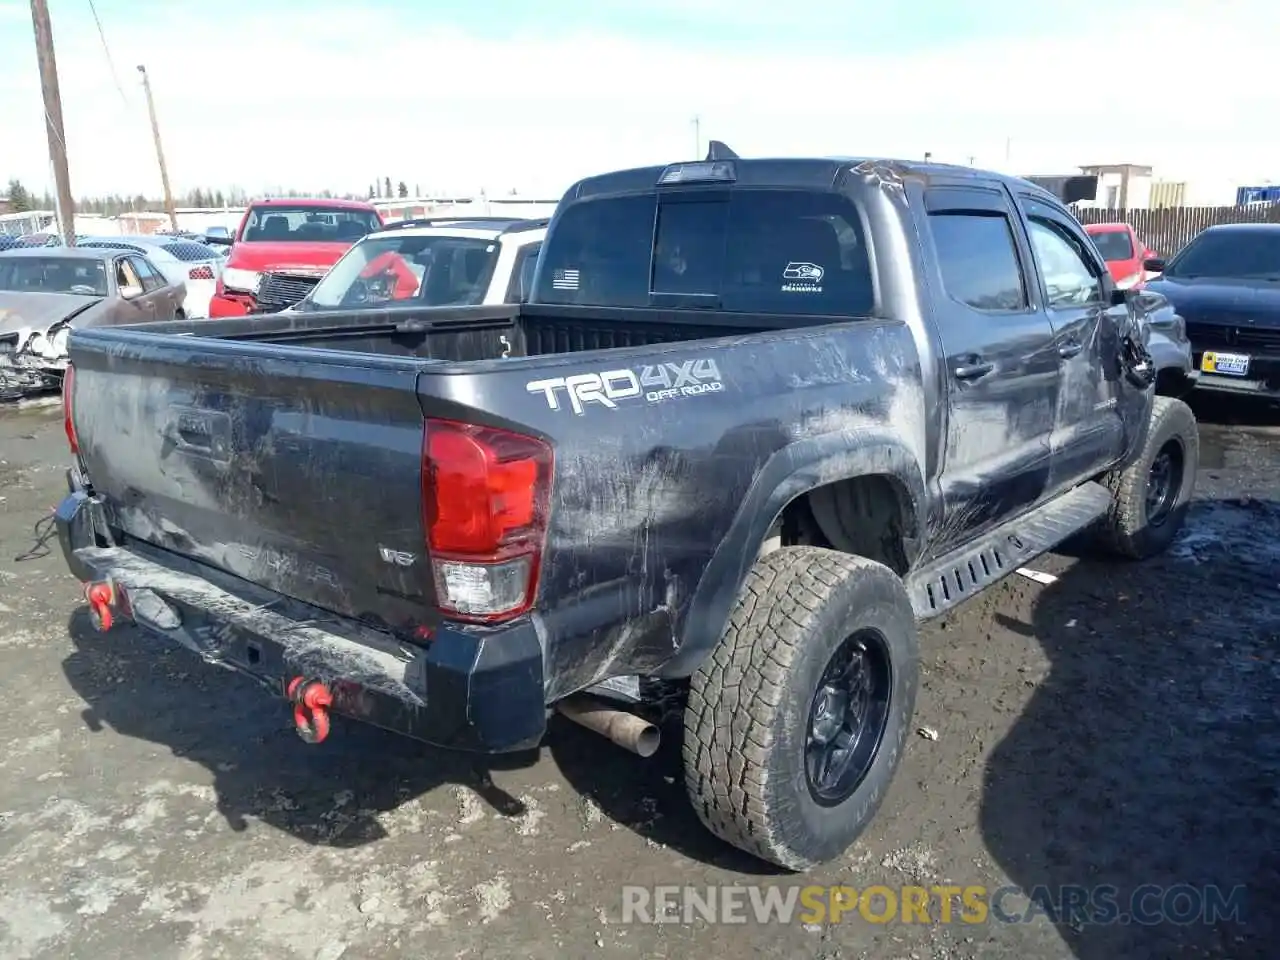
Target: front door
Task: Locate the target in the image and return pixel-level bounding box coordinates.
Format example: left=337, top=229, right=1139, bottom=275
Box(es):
left=923, top=185, right=1062, bottom=556
left=1017, top=196, right=1127, bottom=495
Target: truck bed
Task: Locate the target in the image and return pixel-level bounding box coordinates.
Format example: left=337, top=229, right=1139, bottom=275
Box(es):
left=138, top=303, right=797, bottom=362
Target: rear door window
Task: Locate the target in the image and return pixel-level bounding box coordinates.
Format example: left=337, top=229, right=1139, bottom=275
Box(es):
left=536, top=189, right=875, bottom=316
left=130, top=256, right=164, bottom=292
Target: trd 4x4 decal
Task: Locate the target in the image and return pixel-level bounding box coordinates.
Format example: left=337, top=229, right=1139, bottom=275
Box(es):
left=526, top=359, right=724, bottom=415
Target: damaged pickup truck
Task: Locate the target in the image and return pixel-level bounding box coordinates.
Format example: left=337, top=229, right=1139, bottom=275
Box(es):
left=54, top=147, right=1199, bottom=870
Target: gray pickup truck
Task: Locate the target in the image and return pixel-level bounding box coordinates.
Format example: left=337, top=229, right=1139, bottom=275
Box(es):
left=54, top=146, right=1198, bottom=871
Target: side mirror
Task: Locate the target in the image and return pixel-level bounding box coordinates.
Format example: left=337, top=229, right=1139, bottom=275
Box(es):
left=1109, top=286, right=1129, bottom=307
left=1143, top=257, right=1166, bottom=274
left=119, top=283, right=143, bottom=300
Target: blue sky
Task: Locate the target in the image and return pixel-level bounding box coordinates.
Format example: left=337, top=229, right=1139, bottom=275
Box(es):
left=1, top=0, right=1276, bottom=201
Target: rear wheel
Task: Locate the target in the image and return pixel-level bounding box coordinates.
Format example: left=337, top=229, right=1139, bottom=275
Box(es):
left=683, top=547, right=919, bottom=870
left=1097, top=396, right=1199, bottom=559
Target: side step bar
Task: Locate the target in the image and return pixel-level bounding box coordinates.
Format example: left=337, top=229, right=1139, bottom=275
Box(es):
left=904, top=481, right=1112, bottom=620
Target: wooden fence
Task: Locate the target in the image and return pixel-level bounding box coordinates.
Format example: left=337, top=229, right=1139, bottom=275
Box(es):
left=1071, top=204, right=1280, bottom=257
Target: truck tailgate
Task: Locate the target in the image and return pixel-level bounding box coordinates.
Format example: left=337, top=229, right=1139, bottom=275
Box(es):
left=66, top=329, right=433, bottom=633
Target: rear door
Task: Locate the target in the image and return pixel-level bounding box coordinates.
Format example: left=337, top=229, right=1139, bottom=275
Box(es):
left=130, top=254, right=182, bottom=319
left=111, top=256, right=153, bottom=324
left=1016, top=195, right=1126, bottom=492
left=922, top=184, right=1061, bottom=552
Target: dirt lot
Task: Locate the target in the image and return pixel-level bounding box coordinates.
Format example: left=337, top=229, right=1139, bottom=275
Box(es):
left=1, top=394, right=1277, bottom=960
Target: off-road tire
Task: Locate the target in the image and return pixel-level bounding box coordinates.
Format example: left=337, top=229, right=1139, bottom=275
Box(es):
left=1097, top=395, right=1199, bottom=559
left=683, top=547, right=919, bottom=871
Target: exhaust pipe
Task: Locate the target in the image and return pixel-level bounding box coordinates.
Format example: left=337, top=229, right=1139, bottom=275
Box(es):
left=556, top=696, right=661, bottom=758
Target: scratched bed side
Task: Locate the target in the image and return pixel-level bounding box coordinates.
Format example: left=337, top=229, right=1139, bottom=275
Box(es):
left=440, top=319, right=929, bottom=700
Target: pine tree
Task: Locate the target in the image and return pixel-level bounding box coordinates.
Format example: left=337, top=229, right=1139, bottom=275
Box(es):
left=383, top=176, right=392, bottom=198
left=397, top=181, right=408, bottom=198
left=6, top=179, right=31, bottom=212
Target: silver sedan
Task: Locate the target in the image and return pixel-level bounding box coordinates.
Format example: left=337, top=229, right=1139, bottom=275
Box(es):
left=0, top=245, right=184, bottom=397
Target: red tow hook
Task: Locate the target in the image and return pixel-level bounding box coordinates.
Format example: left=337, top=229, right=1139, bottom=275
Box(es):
left=85, top=581, right=116, bottom=632
left=286, top=677, right=333, bottom=744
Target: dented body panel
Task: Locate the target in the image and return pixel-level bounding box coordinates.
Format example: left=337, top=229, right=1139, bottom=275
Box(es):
left=55, top=156, right=1167, bottom=751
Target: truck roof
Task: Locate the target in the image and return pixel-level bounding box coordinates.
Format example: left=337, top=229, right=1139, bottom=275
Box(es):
left=564, top=153, right=1066, bottom=208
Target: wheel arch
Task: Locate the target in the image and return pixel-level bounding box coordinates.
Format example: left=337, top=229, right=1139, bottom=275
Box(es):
left=660, top=432, right=927, bottom=679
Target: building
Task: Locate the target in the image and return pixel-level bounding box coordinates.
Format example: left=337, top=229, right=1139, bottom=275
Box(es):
left=1076, top=163, right=1154, bottom=210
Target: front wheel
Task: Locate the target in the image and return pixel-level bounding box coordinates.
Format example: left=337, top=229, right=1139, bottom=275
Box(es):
left=1096, top=395, right=1199, bottom=559
left=683, top=547, right=920, bottom=871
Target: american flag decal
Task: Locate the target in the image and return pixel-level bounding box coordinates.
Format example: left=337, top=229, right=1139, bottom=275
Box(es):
left=552, top=268, right=580, bottom=291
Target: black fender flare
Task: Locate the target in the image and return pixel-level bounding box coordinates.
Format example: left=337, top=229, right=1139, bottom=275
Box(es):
left=659, top=430, right=927, bottom=678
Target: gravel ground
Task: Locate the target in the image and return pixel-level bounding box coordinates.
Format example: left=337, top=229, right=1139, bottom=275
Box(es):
left=0, top=393, right=1277, bottom=960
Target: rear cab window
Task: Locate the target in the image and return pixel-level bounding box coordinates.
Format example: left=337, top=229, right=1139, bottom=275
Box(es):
left=534, top=188, right=876, bottom=317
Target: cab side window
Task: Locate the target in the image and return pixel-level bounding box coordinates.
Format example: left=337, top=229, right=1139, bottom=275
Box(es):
left=929, top=211, right=1028, bottom=312
left=506, top=243, right=541, bottom=303
left=1027, top=218, right=1102, bottom=308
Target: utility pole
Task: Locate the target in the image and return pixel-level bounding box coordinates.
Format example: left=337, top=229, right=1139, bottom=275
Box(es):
left=693, top=115, right=701, bottom=159
left=29, top=0, right=75, bottom=246
left=137, top=64, right=178, bottom=232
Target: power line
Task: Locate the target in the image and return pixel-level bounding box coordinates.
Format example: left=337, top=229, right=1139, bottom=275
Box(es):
left=86, top=0, right=128, bottom=105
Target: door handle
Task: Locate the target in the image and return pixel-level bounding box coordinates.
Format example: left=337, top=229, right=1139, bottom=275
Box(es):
left=953, top=360, right=995, bottom=380
left=1058, top=341, right=1083, bottom=359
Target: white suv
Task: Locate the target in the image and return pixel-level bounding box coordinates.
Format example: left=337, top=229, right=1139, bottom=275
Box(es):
left=284, top=217, right=547, bottom=314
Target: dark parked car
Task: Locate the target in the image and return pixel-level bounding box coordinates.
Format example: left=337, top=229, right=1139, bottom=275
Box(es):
left=54, top=149, right=1197, bottom=870
left=1143, top=223, right=1280, bottom=397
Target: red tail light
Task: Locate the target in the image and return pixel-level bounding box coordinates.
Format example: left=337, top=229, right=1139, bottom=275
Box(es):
left=62, top=364, right=78, bottom=453
left=421, top=418, right=553, bottom=622
left=189, top=265, right=215, bottom=280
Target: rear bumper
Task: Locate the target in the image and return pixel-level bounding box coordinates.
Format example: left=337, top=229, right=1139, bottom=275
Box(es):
left=55, top=482, right=548, bottom=753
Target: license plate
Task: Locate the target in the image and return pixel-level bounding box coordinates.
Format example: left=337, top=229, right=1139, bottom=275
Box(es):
left=1201, top=351, right=1251, bottom=376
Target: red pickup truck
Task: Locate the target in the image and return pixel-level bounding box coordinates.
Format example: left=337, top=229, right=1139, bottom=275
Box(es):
left=209, top=198, right=384, bottom=317
left=1084, top=221, right=1160, bottom=290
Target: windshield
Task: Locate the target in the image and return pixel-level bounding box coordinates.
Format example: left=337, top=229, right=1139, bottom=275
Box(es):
left=1165, top=229, right=1280, bottom=280
left=240, top=205, right=381, bottom=244
left=0, top=257, right=109, bottom=296
left=1089, top=230, right=1134, bottom=261
left=303, top=234, right=500, bottom=309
